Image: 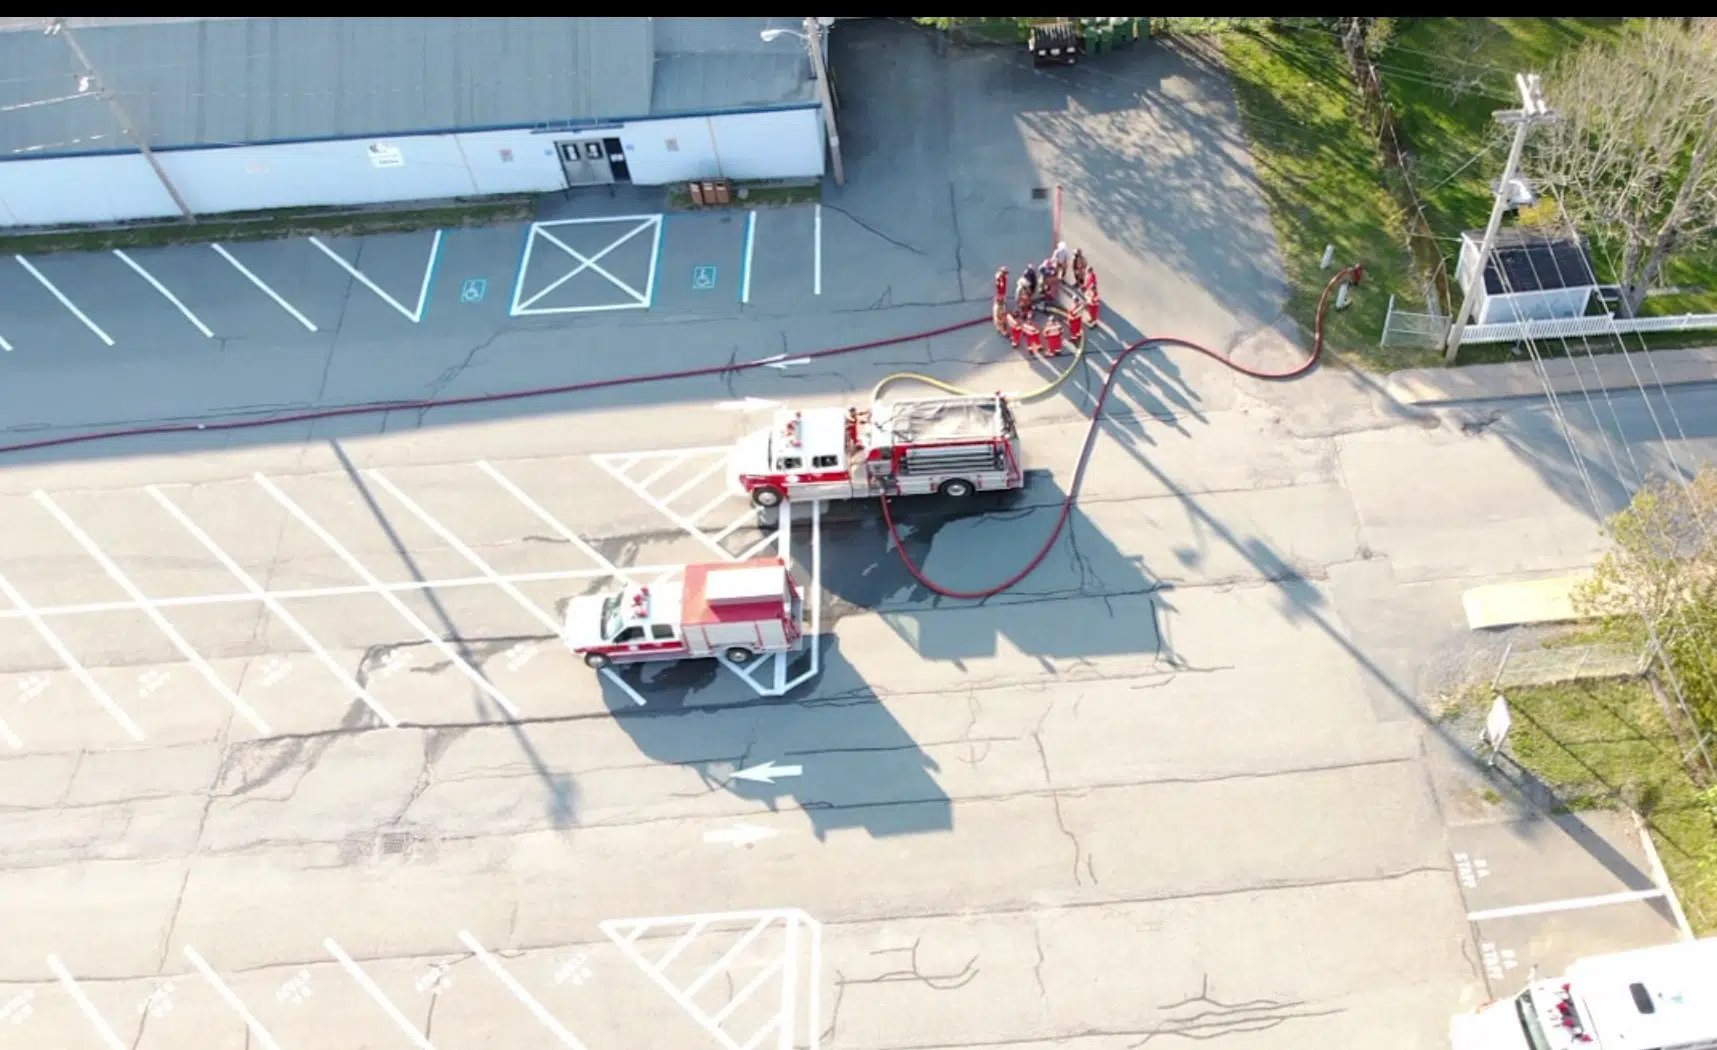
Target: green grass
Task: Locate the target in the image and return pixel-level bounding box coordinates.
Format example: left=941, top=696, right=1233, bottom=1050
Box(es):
left=665, top=179, right=822, bottom=212
left=1502, top=676, right=1717, bottom=935
left=1221, top=26, right=1422, bottom=370
left=0, top=196, right=537, bottom=256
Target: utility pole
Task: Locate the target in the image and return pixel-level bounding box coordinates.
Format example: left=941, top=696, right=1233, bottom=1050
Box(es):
left=1444, top=72, right=1552, bottom=362
left=802, top=17, right=845, bottom=187
left=48, top=18, right=196, bottom=222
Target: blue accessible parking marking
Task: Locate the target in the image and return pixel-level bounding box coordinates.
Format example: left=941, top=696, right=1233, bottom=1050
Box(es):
left=692, top=265, right=718, bottom=291
left=460, top=278, right=487, bottom=303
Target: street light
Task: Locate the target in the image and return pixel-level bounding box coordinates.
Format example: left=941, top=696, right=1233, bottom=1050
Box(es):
left=760, top=19, right=844, bottom=185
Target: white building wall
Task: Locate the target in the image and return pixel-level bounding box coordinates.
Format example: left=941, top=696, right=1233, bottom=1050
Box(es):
left=1477, top=286, right=1592, bottom=325
left=0, top=152, right=181, bottom=227
left=0, top=105, right=824, bottom=228
left=618, top=106, right=824, bottom=185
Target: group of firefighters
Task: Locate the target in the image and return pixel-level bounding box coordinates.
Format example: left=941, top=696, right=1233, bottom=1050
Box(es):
left=992, top=241, right=1101, bottom=357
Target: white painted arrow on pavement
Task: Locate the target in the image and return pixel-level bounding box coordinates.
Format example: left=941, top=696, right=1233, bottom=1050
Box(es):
left=731, top=760, right=803, bottom=784
left=704, top=822, right=779, bottom=846
left=718, top=397, right=783, bottom=411
left=757, top=353, right=811, bottom=369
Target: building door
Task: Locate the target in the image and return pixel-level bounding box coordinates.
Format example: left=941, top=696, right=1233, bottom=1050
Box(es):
left=557, top=140, right=615, bottom=187
left=603, top=137, right=632, bottom=183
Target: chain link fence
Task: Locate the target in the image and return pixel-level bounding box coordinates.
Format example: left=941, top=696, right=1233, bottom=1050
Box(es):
left=1490, top=640, right=1651, bottom=690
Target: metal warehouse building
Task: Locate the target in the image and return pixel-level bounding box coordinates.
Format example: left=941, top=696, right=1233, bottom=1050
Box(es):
left=0, top=16, right=831, bottom=228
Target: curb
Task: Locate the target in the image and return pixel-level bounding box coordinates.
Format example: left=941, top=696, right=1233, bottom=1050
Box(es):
left=1387, top=346, right=1717, bottom=406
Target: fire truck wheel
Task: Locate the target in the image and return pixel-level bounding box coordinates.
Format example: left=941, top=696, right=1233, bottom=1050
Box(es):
left=938, top=478, right=975, bottom=499
left=750, top=485, right=784, bottom=508
left=583, top=652, right=611, bottom=670
left=724, top=646, right=757, bottom=664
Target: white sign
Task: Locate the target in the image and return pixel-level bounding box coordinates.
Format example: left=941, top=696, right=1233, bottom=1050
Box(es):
left=1484, top=695, right=1512, bottom=749
left=368, top=142, right=404, bottom=169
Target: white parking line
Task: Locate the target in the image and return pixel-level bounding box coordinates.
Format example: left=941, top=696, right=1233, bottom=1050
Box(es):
left=46, top=956, right=126, bottom=1050
left=741, top=210, right=756, bottom=305
left=368, top=469, right=562, bottom=636
left=211, top=244, right=319, bottom=332
left=476, top=460, right=623, bottom=578
left=256, top=473, right=522, bottom=719
left=0, top=563, right=673, bottom=620
left=457, top=931, right=590, bottom=1049
left=0, top=330, right=12, bottom=351
left=662, top=457, right=731, bottom=511
left=712, top=511, right=756, bottom=544
left=591, top=451, right=734, bottom=562
left=639, top=454, right=690, bottom=491
left=736, top=529, right=781, bottom=562
left=0, top=570, right=144, bottom=740
left=149, top=484, right=398, bottom=728
left=1466, top=887, right=1668, bottom=923
left=813, top=204, right=822, bottom=296
left=0, top=710, right=19, bottom=750
left=601, top=667, right=649, bottom=707
left=687, top=491, right=736, bottom=528
left=112, top=249, right=214, bottom=338
left=781, top=500, right=822, bottom=693
left=511, top=216, right=661, bottom=316
left=35, top=491, right=271, bottom=735
left=309, top=230, right=443, bottom=323
left=183, top=946, right=282, bottom=1050
left=325, top=938, right=437, bottom=1050
left=15, top=255, right=115, bottom=346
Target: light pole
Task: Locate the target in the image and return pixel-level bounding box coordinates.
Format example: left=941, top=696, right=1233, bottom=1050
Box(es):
left=47, top=18, right=196, bottom=222
left=761, top=19, right=845, bottom=186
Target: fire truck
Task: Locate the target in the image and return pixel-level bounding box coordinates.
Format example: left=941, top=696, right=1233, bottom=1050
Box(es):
left=563, top=557, right=805, bottom=670
left=729, top=394, right=1024, bottom=509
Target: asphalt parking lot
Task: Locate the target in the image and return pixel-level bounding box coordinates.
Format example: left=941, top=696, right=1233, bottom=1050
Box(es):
left=0, top=18, right=1704, bottom=1050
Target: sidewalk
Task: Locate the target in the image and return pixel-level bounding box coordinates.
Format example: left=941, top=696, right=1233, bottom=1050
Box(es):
left=1387, top=346, right=1717, bottom=406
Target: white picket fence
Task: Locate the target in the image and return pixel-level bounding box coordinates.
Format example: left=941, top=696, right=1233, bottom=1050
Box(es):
left=1458, top=310, right=1717, bottom=346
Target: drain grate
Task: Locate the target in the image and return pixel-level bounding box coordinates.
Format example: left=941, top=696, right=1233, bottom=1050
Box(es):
left=379, top=831, right=413, bottom=856
left=1030, top=187, right=1049, bottom=200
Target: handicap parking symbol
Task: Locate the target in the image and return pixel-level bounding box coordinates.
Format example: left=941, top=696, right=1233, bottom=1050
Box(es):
left=692, top=265, right=717, bottom=291
left=460, top=278, right=487, bottom=303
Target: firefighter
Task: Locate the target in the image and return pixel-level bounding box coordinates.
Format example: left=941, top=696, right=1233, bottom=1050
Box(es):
left=845, top=408, right=863, bottom=451
left=1043, top=316, right=1065, bottom=357
left=993, top=295, right=1008, bottom=335
left=1006, top=309, right=1024, bottom=351
left=1015, top=274, right=1033, bottom=313
left=1085, top=290, right=1101, bottom=324
left=994, top=265, right=1009, bottom=305
left=1071, top=248, right=1088, bottom=290
left=1082, top=263, right=1098, bottom=300
left=1066, top=302, right=1084, bottom=345
left=1021, top=317, right=1043, bottom=356
left=1021, top=263, right=1039, bottom=302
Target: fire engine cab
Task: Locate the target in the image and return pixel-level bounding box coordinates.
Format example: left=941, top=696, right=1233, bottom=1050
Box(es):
left=730, top=394, right=1024, bottom=509
left=563, top=557, right=804, bottom=670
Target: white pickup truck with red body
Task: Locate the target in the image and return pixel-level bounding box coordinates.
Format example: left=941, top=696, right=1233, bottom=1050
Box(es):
left=563, top=557, right=804, bottom=670
left=729, top=393, right=1024, bottom=509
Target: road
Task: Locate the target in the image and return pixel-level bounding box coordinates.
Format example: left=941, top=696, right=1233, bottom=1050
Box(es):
left=1, top=19, right=1710, bottom=1050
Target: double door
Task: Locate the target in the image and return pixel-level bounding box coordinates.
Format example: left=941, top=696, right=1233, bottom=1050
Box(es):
left=556, top=137, right=631, bottom=187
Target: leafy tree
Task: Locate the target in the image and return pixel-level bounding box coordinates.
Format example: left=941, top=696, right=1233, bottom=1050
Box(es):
left=1578, top=464, right=1717, bottom=773
left=1533, top=20, right=1717, bottom=317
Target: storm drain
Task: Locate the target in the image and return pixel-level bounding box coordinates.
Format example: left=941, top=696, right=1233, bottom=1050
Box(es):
left=1031, top=187, right=1049, bottom=200
left=340, top=829, right=440, bottom=866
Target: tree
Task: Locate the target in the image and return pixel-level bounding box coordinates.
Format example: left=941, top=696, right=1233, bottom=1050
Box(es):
left=1577, top=465, right=1717, bottom=777
left=1532, top=20, right=1717, bottom=318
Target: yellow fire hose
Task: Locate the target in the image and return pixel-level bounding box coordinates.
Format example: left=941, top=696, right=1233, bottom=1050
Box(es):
left=869, top=302, right=1089, bottom=405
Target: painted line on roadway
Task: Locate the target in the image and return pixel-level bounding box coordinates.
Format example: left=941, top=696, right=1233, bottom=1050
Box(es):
left=148, top=484, right=398, bottom=728
left=256, top=473, right=522, bottom=719
left=639, top=453, right=690, bottom=490
left=184, top=946, right=283, bottom=1050
left=0, top=329, right=12, bottom=351
left=0, top=562, right=674, bottom=619
left=601, top=667, right=647, bottom=706
left=662, top=456, right=731, bottom=512
left=741, top=209, right=756, bottom=304
left=15, top=255, right=114, bottom=345
left=211, top=244, right=319, bottom=331
left=457, top=931, right=591, bottom=1049
left=325, top=938, right=438, bottom=1050
left=591, top=453, right=736, bottom=562
left=512, top=218, right=657, bottom=316
left=476, top=459, right=624, bottom=577
left=1466, top=887, right=1667, bottom=923
left=46, top=956, right=126, bottom=1050
left=0, top=569, right=144, bottom=740
left=309, top=229, right=443, bottom=323
left=781, top=499, right=823, bottom=692
left=0, top=709, right=19, bottom=750
left=34, top=490, right=271, bottom=735
left=112, top=249, right=214, bottom=338
left=367, top=469, right=562, bottom=636
left=687, top=490, right=736, bottom=529
left=646, top=213, right=665, bottom=307
left=813, top=204, right=822, bottom=296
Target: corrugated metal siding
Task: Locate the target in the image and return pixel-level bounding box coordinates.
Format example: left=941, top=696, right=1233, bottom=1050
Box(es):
left=651, top=53, right=814, bottom=116
left=0, top=17, right=656, bottom=156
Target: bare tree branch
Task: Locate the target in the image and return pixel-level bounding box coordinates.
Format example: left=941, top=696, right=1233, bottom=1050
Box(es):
left=1532, top=20, right=1717, bottom=316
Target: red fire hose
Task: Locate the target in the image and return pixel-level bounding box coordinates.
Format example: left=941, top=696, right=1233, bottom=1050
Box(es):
left=0, top=265, right=1360, bottom=602
left=879, top=264, right=1363, bottom=599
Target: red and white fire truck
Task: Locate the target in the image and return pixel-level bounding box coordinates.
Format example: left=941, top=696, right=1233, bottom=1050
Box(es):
left=563, top=557, right=805, bottom=670
left=729, top=394, right=1024, bottom=509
